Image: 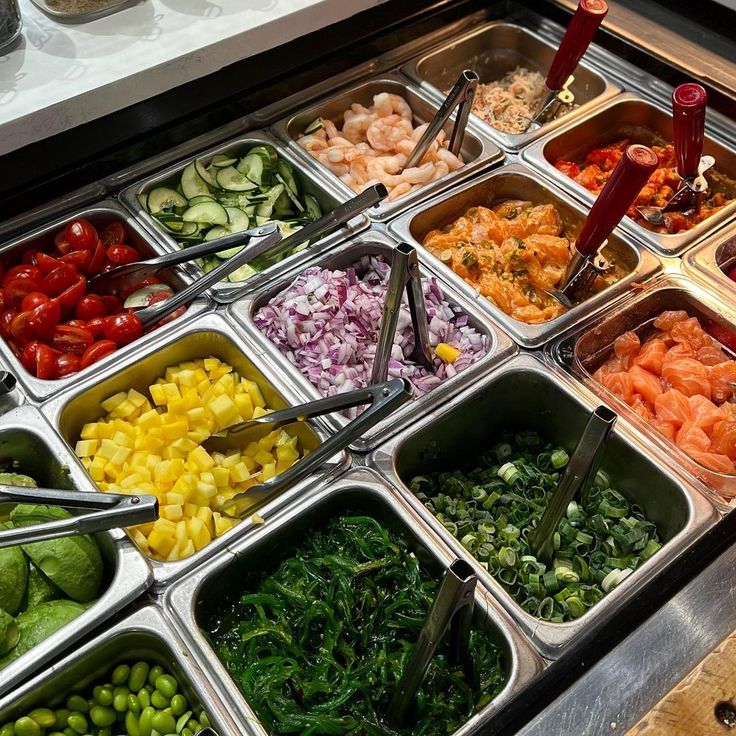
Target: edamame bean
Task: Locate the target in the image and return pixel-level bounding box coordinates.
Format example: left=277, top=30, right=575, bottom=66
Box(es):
left=198, top=713, right=209, bottom=729
left=147, top=667, right=163, bottom=689
left=66, top=715, right=87, bottom=736
left=151, top=713, right=175, bottom=736
left=0, top=724, right=15, bottom=736
left=128, top=663, right=150, bottom=694
left=66, top=698, right=88, bottom=715
left=111, top=665, right=130, bottom=686
left=53, top=710, right=71, bottom=730
left=28, top=710, right=55, bottom=729
left=93, top=688, right=113, bottom=708
left=154, top=676, right=177, bottom=700
left=150, top=693, right=169, bottom=710
left=89, top=707, right=115, bottom=729
left=186, top=721, right=199, bottom=733
left=169, top=698, right=186, bottom=718
left=125, top=712, right=140, bottom=736
left=174, top=712, right=191, bottom=733
left=138, top=708, right=154, bottom=736
left=48, top=732, right=65, bottom=736
left=137, top=691, right=150, bottom=710
left=62, top=728, right=75, bottom=736
left=180, top=729, right=193, bottom=736
left=97, top=727, right=112, bottom=736
left=126, top=695, right=141, bottom=717
left=13, top=719, right=40, bottom=736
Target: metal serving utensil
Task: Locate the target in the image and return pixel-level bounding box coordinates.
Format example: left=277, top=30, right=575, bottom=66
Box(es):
left=638, top=84, right=714, bottom=225
left=531, top=406, right=617, bottom=565
left=0, top=371, right=16, bottom=395
left=219, top=378, right=412, bottom=518
left=0, top=486, right=158, bottom=548
left=388, top=558, right=477, bottom=728
left=550, top=144, right=659, bottom=307
left=403, top=70, right=478, bottom=170
left=523, top=0, right=608, bottom=132
left=371, top=243, right=432, bottom=385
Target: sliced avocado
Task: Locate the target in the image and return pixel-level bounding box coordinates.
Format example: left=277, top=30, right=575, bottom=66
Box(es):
left=22, top=563, right=62, bottom=611
left=0, top=523, right=28, bottom=616
left=0, top=600, right=86, bottom=668
left=0, top=473, right=37, bottom=488
left=0, top=610, right=19, bottom=656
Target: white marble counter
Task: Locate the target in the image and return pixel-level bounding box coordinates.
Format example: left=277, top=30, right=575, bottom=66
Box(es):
left=0, top=0, right=387, bottom=157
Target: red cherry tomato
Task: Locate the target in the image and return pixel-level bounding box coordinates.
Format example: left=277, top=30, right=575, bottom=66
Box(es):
left=60, top=250, right=93, bottom=271
left=2, top=265, right=41, bottom=287
left=101, top=222, right=126, bottom=247
left=40, top=263, right=78, bottom=297
left=121, top=274, right=161, bottom=298
left=10, top=311, right=35, bottom=345
left=64, top=218, right=98, bottom=251
left=0, top=309, right=17, bottom=338
left=0, top=291, right=4, bottom=312
left=79, top=339, right=117, bottom=370
left=28, top=299, right=61, bottom=341
left=75, top=294, right=106, bottom=321
left=57, top=275, right=87, bottom=311
left=4, top=278, right=41, bottom=308
left=55, top=353, right=81, bottom=377
left=100, top=295, right=122, bottom=315
left=85, top=316, right=107, bottom=338
left=36, top=253, right=63, bottom=274
left=35, top=344, right=58, bottom=380
left=86, top=240, right=107, bottom=275
left=51, top=324, right=94, bottom=355
left=22, top=248, right=41, bottom=266
left=54, top=231, right=75, bottom=256
left=67, top=319, right=87, bottom=328
left=20, top=292, right=50, bottom=311
left=106, top=244, right=140, bottom=266
left=20, top=341, right=39, bottom=374
left=103, top=313, right=143, bottom=346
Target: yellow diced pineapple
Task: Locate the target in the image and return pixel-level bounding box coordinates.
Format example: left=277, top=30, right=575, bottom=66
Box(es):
left=208, top=394, right=240, bottom=429
left=147, top=519, right=177, bottom=556
left=188, top=445, right=215, bottom=472
left=259, top=463, right=277, bottom=482
left=254, top=449, right=276, bottom=467
left=75, top=439, right=99, bottom=457
left=101, top=392, right=127, bottom=413
left=161, top=504, right=183, bottom=521
left=80, top=423, right=99, bottom=440
left=187, top=517, right=211, bottom=551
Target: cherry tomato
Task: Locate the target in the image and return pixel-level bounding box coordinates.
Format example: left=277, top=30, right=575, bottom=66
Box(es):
left=35, top=344, right=58, bottom=380
left=57, top=275, right=87, bottom=311
left=51, top=324, right=94, bottom=355
left=104, top=313, right=143, bottom=346
left=22, top=248, right=41, bottom=266
left=4, top=278, right=41, bottom=308
left=55, top=353, right=81, bottom=377
left=40, top=263, right=78, bottom=297
left=0, top=309, right=17, bottom=339
left=28, top=299, right=61, bottom=341
left=85, top=317, right=107, bottom=338
left=65, top=218, right=98, bottom=251
left=35, top=252, right=63, bottom=274
left=60, top=250, right=92, bottom=271
left=121, top=274, right=161, bottom=299
left=79, top=339, right=117, bottom=370
left=67, top=319, right=87, bottom=328
left=54, top=231, right=75, bottom=256
left=86, top=240, right=107, bottom=275
left=2, top=265, right=41, bottom=287
left=75, top=294, right=106, bottom=321
left=20, top=341, right=39, bottom=374
left=0, top=291, right=4, bottom=312
left=101, top=222, right=126, bottom=247
left=106, top=244, right=140, bottom=266
left=10, top=311, right=35, bottom=344
left=20, top=292, right=50, bottom=311
left=101, top=295, right=122, bottom=315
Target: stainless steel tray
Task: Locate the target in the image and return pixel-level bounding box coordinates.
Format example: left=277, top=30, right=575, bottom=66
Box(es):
left=0, top=404, right=152, bottom=696
left=41, top=311, right=349, bottom=588
left=227, top=229, right=517, bottom=452
left=401, top=21, right=620, bottom=153
left=119, top=131, right=363, bottom=304
left=162, top=468, right=545, bottom=736
left=271, top=73, right=504, bottom=222
left=682, top=218, right=736, bottom=302
left=370, top=352, right=719, bottom=659
left=388, top=162, right=662, bottom=349
left=0, top=199, right=209, bottom=403
left=549, top=273, right=736, bottom=505
left=0, top=605, right=243, bottom=736
left=521, top=93, right=736, bottom=257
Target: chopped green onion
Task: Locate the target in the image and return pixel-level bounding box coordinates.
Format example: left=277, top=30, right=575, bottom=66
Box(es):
left=551, top=449, right=569, bottom=468
left=498, top=462, right=521, bottom=485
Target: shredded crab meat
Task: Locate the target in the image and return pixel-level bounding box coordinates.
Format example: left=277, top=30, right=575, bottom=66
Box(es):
left=254, top=255, right=488, bottom=418
left=296, top=92, right=464, bottom=201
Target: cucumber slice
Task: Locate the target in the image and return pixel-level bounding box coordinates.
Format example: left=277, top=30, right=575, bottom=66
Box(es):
left=215, top=245, right=245, bottom=259
left=216, top=166, right=259, bottom=192
left=277, top=160, right=300, bottom=196
left=227, top=263, right=258, bottom=282
left=304, top=117, right=325, bottom=135
left=187, top=195, right=216, bottom=205
left=195, top=159, right=218, bottom=188
left=255, top=183, right=285, bottom=220
left=181, top=162, right=210, bottom=199
left=203, top=226, right=230, bottom=241
left=182, top=202, right=228, bottom=226
left=225, top=207, right=250, bottom=232
left=163, top=221, right=199, bottom=237
left=273, top=188, right=295, bottom=218
left=275, top=173, right=304, bottom=213
left=304, top=194, right=323, bottom=220
left=237, top=153, right=264, bottom=185
left=147, top=187, right=188, bottom=214
left=200, top=257, right=219, bottom=273
left=153, top=212, right=183, bottom=223
left=255, top=215, right=270, bottom=226
left=136, top=193, right=148, bottom=210
left=210, top=154, right=237, bottom=168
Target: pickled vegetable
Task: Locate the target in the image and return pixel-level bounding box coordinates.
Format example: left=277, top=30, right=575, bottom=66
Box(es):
left=203, top=515, right=506, bottom=735
left=74, top=357, right=305, bottom=561
left=410, top=431, right=662, bottom=622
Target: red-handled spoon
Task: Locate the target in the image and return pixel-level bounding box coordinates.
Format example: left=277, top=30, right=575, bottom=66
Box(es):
left=524, top=0, right=608, bottom=131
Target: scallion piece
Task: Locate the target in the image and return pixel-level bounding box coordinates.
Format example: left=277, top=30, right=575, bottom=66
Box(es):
left=551, top=449, right=569, bottom=468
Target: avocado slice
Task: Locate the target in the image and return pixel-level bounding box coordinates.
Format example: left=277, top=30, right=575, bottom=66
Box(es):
left=0, top=610, right=19, bottom=656
left=0, top=523, right=28, bottom=616
left=21, top=563, right=62, bottom=611
left=0, top=600, right=86, bottom=668
left=0, top=473, right=37, bottom=488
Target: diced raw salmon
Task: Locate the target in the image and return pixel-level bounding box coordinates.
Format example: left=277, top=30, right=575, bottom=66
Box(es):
left=613, top=331, right=641, bottom=370
left=655, top=389, right=692, bottom=427
left=712, top=420, right=736, bottom=461
left=633, top=338, right=667, bottom=375
left=688, top=395, right=727, bottom=430
left=661, top=358, right=711, bottom=398
left=653, top=310, right=689, bottom=332
left=688, top=451, right=736, bottom=475
left=671, top=317, right=713, bottom=351
left=650, top=417, right=677, bottom=441
left=709, top=361, right=736, bottom=403
left=598, top=371, right=635, bottom=403
left=630, top=393, right=655, bottom=421
left=629, top=365, right=663, bottom=405
left=675, top=421, right=711, bottom=454
left=696, top=344, right=729, bottom=366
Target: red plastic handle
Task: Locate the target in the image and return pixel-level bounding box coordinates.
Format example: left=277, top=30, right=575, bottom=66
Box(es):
left=546, top=0, right=609, bottom=91
left=672, top=83, right=708, bottom=179
left=576, top=144, right=659, bottom=256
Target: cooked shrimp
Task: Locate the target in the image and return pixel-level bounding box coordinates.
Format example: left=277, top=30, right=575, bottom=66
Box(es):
left=366, top=115, right=414, bottom=152
left=373, top=92, right=413, bottom=121
left=388, top=182, right=412, bottom=201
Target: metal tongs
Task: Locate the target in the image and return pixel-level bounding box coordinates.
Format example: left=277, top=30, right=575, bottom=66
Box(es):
left=0, top=371, right=16, bottom=395
left=551, top=143, right=659, bottom=307
left=531, top=406, right=617, bottom=564
left=216, top=378, right=413, bottom=518
left=388, top=558, right=477, bottom=728
left=0, top=486, right=158, bottom=549
left=403, top=70, right=478, bottom=170
left=524, top=0, right=608, bottom=132
left=370, top=243, right=432, bottom=385
left=638, top=83, right=715, bottom=225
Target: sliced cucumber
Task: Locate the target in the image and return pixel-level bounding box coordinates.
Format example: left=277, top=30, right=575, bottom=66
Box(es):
left=275, top=172, right=304, bottom=213
left=203, top=226, right=231, bottom=241
left=182, top=201, right=228, bottom=226
left=255, top=215, right=270, bottom=226
left=210, top=154, right=237, bottom=168
left=227, top=263, right=258, bottom=282
left=147, top=187, right=188, bottom=214
left=195, top=159, right=218, bottom=188
left=200, top=257, right=220, bottom=273
left=304, top=194, right=323, bottom=220
left=137, top=193, right=148, bottom=210
left=304, top=117, right=325, bottom=135
left=237, top=153, right=264, bottom=185
left=277, top=159, right=300, bottom=196
left=181, top=162, right=210, bottom=199
left=188, top=195, right=216, bottom=205
left=163, top=221, right=199, bottom=237
left=216, top=166, right=259, bottom=192
left=225, top=207, right=250, bottom=232
left=215, top=245, right=245, bottom=259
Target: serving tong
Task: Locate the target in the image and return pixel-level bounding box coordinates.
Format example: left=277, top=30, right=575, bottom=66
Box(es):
left=638, top=83, right=715, bottom=225
left=371, top=242, right=433, bottom=385
left=531, top=405, right=617, bottom=564
left=550, top=143, right=659, bottom=307
left=523, top=0, right=608, bottom=132
left=215, top=378, right=413, bottom=518
left=0, top=486, right=158, bottom=549
left=388, top=558, right=477, bottom=728
left=403, top=70, right=478, bottom=170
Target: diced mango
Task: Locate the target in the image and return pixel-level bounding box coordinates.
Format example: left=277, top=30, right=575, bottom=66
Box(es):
left=75, top=439, right=99, bottom=457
